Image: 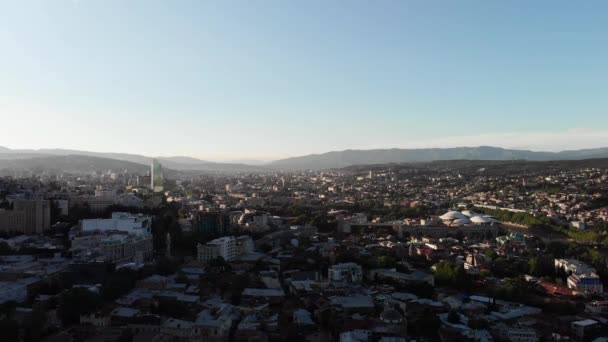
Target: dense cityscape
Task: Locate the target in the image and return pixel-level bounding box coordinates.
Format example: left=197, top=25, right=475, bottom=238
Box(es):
left=0, top=157, right=606, bottom=342
left=3, top=1, right=608, bottom=341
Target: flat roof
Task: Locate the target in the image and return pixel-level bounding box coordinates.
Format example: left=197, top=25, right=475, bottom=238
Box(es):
left=242, top=288, right=285, bottom=297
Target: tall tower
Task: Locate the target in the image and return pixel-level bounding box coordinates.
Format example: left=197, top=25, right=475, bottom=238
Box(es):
left=151, top=159, right=164, bottom=193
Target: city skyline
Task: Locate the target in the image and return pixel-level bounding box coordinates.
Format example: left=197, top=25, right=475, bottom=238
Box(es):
left=2, top=1, right=608, bottom=160
left=2, top=2, right=608, bottom=340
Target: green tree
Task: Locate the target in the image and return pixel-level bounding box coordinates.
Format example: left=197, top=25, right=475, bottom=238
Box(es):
left=433, top=262, right=472, bottom=291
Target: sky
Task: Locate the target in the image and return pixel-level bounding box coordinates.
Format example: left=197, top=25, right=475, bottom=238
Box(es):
left=1, top=0, right=607, bottom=161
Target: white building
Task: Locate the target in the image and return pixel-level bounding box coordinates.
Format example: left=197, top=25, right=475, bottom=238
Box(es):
left=74, top=212, right=153, bottom=263
left=567, top=273, right=603, bottom=294
left=570, top=221, right=586, bottom=230
left=197, top=236, right=236, bottom=262
left=555, top=259, right=603, bottom=294
left=555, top=258, right=592, bottom=274
left=329, top=263, right=363, bottom=286
left=82, top=212, right=152, bottom=235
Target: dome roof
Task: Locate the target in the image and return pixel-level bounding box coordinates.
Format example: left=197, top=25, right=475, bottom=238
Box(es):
left=452, top=218, right=471, bottom=226
left=439, top=211, right=467, bottom=220
left=483, top=215, right=501, bottom=223
left=471, top=216, right=492, bottom=224
left=461, top=210, right=481, bottom=218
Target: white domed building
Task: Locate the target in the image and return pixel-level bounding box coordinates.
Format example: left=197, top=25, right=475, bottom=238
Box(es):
left=439, top=210, right=501, bottom=226
left=482, top=215, right=501, bottom=224
left=452, top=218, right=471, bottom=226
left=470, top=216, right=492, bottom=224
left=439, top=211, right=467, bottom=221
left=461, top=210, right=482, bottom=218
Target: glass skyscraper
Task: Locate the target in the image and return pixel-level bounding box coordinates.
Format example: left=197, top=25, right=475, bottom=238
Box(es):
left=151, top=159, right=164, bottom=193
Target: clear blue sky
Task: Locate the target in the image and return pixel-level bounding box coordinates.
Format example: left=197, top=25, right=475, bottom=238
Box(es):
left=1, top=0, right=607, bottom=161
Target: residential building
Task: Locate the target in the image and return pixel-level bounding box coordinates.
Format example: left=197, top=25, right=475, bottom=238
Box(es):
left=567, top=273, right=603, bottom=294
left=0, top=200, right=50, bottom=234
left=328, top=263, right=363, bottom=286
left=504, top=328, right=538, bottom=342
left=571, top=319, right=599, bottom=341
left=73, top=212, right=153, bottom=263
left=235, top=235, right=254, bottom=255
left=194, top=211, right=232, bottom=236
left=585, top=301, right=608, bottom=314
left=197, top=236, right=236, bottom=262
left=71, top=232, right=153, bottom=263
left=555, top=259, right=604, bottom=294
left=82, top=212, right=152, bottom=235
left=193, top=304, right=239, bottom=342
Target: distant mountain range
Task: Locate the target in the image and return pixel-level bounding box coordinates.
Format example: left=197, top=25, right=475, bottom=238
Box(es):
left=0, top=147, right=262, bottom=172
left=1, top=145, right=608, bottom=172
left=268, top=146, right=608, bottom=169
left=0, top=155, right=150, bottom=174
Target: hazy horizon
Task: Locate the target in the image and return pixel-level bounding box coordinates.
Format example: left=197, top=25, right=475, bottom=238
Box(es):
left=2, top=1, right=608, bottom=160
left=3, top=136, right=608, bottom=164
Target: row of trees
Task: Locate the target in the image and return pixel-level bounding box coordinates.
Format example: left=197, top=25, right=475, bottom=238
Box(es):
left=475, top=207, right=604, bottom=244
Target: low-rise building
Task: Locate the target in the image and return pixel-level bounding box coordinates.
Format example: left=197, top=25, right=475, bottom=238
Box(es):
left=81, top=212, right=152, bottom=235
left=555, top=259, right=604, bottom=294
left=194, top=304, right=239, bottom=342
left=571, top=319, right=599, bottom=341
left=369, top=269, right=435, bottom=286
left=72, top=212, right=153, bottom=263
left=328, top=263, right=362, bottom=286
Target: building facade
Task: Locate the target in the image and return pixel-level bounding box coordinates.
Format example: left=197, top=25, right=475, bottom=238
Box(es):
left=555, top=259, right=604, bottom=294
left=151, top=159, right=164, bottom=193
left=0, top=200, right=50, bottom=234
left=197, top=236, right=236, bottom=263
left=328, top=263, right=363, bottom=286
